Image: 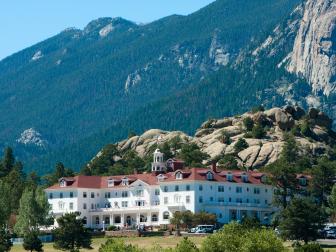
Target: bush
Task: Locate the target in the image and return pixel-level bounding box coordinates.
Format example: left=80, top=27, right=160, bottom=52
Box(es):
left=23, top=231, right=43, bottom=252
left=294, top=243, right=323, bottom=252
left=243, top=117, right=254, bottom=131
left=218, top=130, right=232, bottom=145
left=107, top=225, right=118, bottom=231
left=300, top=120, right=313, bottom=137
left=251, top=123, right=266, bottom=139
left=201, top=222, right=286, bottom=252
left=99, top=239, right=141, bottom=252
left=234, top=138, right=249, bottom=153
left=218, top=155, right=238, bottom=169
left=175, top=237, right=199, bottom=252
left=252, top=105, right=265, bottom=113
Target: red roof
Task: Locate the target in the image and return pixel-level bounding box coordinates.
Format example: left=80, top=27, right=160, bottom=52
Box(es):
left=46, top=168, right=267, bottom=190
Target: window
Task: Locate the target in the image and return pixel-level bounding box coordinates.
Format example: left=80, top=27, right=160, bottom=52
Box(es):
left=83, top=203, right=87, bottom=210
left=227, top=173, right=233, bottom=181
left=265, top=188, right=268, bottom=193
left=186, top=185, right=190, bottom=191
left=254, top=199, right=260, bottom=204
left=218, top=197, right=224, bottom=203
left=140, top=215, right=147, bottom=223
left=136, top=200, right=145, bottom=207
left=199, top=196, right=203, bottom=203
left=83, top=192, right=87, bottom=198
left=153, top=200, right=160, bottom=205
left=164, top=197, right=168, bottom=205
left=58, top=202, right=64, bottom=210
left=163, top=186, right=168, bottom=192
left=105, top=216, right=110, bottom=225
left=108, top=179, right=114, bottom=187
left=265, top=200, right=268, bottom=205
left=236, top=198, right=242, bottom=203
left=49, top=193, right=53, bottom=199
left=246, top=199, right=249, bottom=203
left=242, top=174, right=249, bottom=182
left=114, top=216, right=121, bottom=224
left=175, top=185, right=179, bottom=192
left=236, top=187, right=242, bottom=193
left=122, top=201, right=128, bottom=208
left=199, top=185, right=203, bottom=191
left=229, top=197, right=232, bottom=202
left=174, top=195, right=181, bottom=203
left=122, top=191, right=128, bottom=198
left=218, top=186, right=224, bottom=192
left=83, top=217, right=87, bottom=225
left=207, top=172, right=214, bottom=180
left=95, top=217, right=100, bottom=225
left=60, top=180, right=66, bottom=187
left=91, top=192, right=95, bottom=198
left=155, top=189, right=160, bottom=195
left=70, top=192, right=73, bottom=198
left=210, top=197, right=214, bottom=202
left=163, top=211, right=170, bottom=220
left=299, top=177, right=307, bottom=186
left=175, top=172, right=183, bottom=180
left=60, top=192, right=63, bottom=199
left=114, top=202, right=119, bottom=208
left=254, top=188, right=260, bottom=194
left=152, top=214, right=158, bottom=222
left=186, top=195, right=190, bottom=204
left=135, top=189, right=144, bottom=197
left=91, top=203, right=94, bottom=210
left=105, top=192, right=111, bottom=198
left=122, top=178, right=129, bottom=186
left=69, top=202, right=73, bottom=210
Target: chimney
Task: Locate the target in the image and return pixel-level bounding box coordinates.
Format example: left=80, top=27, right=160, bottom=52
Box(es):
left=211, top=162, right=217, bottom=173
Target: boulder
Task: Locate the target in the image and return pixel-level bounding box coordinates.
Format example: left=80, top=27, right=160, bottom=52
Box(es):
left=253, top=143, right=274, bottom=168
left=195, top=128, right=215, bottom=137
left=252, top=112, right=271, bottom=126
left=274, top=110, right=295, bottom=130
left=293, top=106, right=306, bottom=120
left=238, top=145, right=261, bottom=168
left=213, top=118, right=233, bottom=128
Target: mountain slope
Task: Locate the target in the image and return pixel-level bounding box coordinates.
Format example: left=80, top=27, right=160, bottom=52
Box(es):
left=0, top=0, right=303, bottom=173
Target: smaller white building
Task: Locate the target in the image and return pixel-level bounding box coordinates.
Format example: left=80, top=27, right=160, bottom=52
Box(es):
left=45, top=149, right=277, bottom=229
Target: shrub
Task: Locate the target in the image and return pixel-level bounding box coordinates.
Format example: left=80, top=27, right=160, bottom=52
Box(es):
left=300, top=120, right=313, bottom=137
left=293, top=243, right=323, bottom=252
left=251, top=123, right=266, bottom=139
left=243, top=117, right=254, bottom=131
left=218, top=130, right=232, bottom=145
left=99, top=239, right=141, bottom=252
left=218, top=155, right=238, bottom=169
left=175, top=237, right=199, bottom=252
left=107, top=225, right=118, bottom=231
left=234, top=138, right=249, bottom=153
left=252, top=105, right=265, bottom=113
left=23, top=231, right=43, bottom=252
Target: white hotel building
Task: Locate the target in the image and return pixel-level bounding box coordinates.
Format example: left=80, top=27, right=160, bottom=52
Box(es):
left=46, top=149, right=277, bottom=229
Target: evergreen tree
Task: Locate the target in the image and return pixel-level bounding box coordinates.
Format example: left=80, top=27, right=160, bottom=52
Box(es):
left=243, top=117, right=254, bottom=131
left=53, top=213, right=92, bottom=252
left=0, top=181, right=11, bottom=226
left=251, top=123, right=266, bottom=139
left=310, top=157, right=336, bottom=206
left=234, top=138, right=249, bottom=153
left=175, top=237, right=199, bottom=252
left=0, top=227, right=12, bottom=252
left=23, top=231, right=43, bottom=252
left=0, top=147, right=15, bottom=177
left=279, top=198, right=327, bottom=244
left=327, top=184, right=336, bottom=221
left=178, top=143, right=209, bottom=167
left=281, top=133, right=298, bottom=164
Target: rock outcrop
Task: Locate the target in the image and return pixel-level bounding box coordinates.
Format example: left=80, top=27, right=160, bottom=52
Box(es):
left=112, top=106, right=336, bottom=170
left=287, top=0, right=336, bottom=96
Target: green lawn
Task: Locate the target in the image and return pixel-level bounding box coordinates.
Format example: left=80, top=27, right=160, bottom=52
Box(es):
left=11, top=236, right=205, bottom=252
left=11, top=237, right=336, bottom=251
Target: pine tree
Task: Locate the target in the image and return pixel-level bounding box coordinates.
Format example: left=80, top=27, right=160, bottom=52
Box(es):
left=23, top=231, right=43, bottom=252
left=0, top=147, right=15, bottom=177
left=0, top=227, right=12, bottom=252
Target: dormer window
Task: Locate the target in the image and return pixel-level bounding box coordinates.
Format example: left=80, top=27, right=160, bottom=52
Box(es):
left=60, top=179, right=66, bottom=187
left=108, top=179, right=114, bottom=187
left=242, top=173, right=249, bottom=183
left=122, top=177, right=129, bottom=186
left=261, top=175, right=267, bottom=183
left=299, top=177, right=307, bottom=186
left=175, top=172, right=183, bottom=180
left=227, top=173, right=233, bottom=182
left=157, top=174, right=165, bottom=182
left=206, top=172, right=214, bottom=181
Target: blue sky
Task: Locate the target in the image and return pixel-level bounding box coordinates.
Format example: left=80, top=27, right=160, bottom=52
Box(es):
left=0, top=0, right=214, bottom=60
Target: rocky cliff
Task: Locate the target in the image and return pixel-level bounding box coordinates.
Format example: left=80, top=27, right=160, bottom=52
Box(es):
left=287, top=0, right=336, bottom=96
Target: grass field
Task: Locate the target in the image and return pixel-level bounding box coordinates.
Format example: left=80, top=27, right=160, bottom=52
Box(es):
left=11, top=237, right=336, bottom=251
left=11, top=236, right=205, bottom=252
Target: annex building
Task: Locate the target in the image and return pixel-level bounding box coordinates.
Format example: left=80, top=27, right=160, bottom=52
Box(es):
left=46, top=149, right=277, bottom=229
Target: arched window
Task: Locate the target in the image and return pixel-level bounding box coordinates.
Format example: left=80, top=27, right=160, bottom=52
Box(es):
left=175, top=172, right=183, bottom=180
left=151, top=214, right=158, bottom=222
left=206, top=172, right=214, bottom=180
left=95, top=217, right=100, bottom=225
left=83, top=217, right=87, bottom=225
left=114, top=215, right=121, bottom=224
left=140, top=214, right=147, bottom=223
left=163, top=211, right=170, bottom=220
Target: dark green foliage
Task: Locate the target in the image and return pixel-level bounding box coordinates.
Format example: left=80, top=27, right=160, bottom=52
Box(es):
left=218, top=154, right=238, bottom=169
left=241, top=216, right=261, bottom=229
left=175, top=237, right=199, bottom=252
left=218, top=130, right=232, bottom=145
left=243, top=117, right=254, bottom=131
left=279, top=198, right=327, bottom=244
left=300, top=120, right=313, bottom=138
left=177, top=143, right=209, bottom=167
left=0, top=147, right=15, bottom=178
left=310, top=157, right=336, bottom=206
left=99, top=239, right=140, bottom=252
left=23, top=231, right=43, bottom=252
left=251, top=105, right=265, bottom=113
left=293, top=243, right=324, bottom=252
left=192, top=211, right=217, bottom=226
left=0, top=227, right=12, bottom=252
left=251, top=123, right=266, bottom=139
left=44, top=162, right=74, bottom=186
left=53, top=213, right=92, bottom=252
left=234, top=138, right=249, bottom=153
left=281, top=133, right=299, bottom=164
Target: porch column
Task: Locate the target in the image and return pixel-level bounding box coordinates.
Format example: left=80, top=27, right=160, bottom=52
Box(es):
left=121, top=213, right=125, bottom=228
left=110, top=214, right=114, bottom=225
left=148, top=212, right=151, bottom=225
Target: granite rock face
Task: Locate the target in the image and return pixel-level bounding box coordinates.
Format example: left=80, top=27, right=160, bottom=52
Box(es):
left=288, top=0, right=336, bottom=96
left=110, top=107, right=336, bottom=170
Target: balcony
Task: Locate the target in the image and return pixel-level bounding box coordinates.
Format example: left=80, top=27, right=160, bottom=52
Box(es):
left=89, top=203, right=160, bottom=213
left=204, top=202, right=272, bottom=209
